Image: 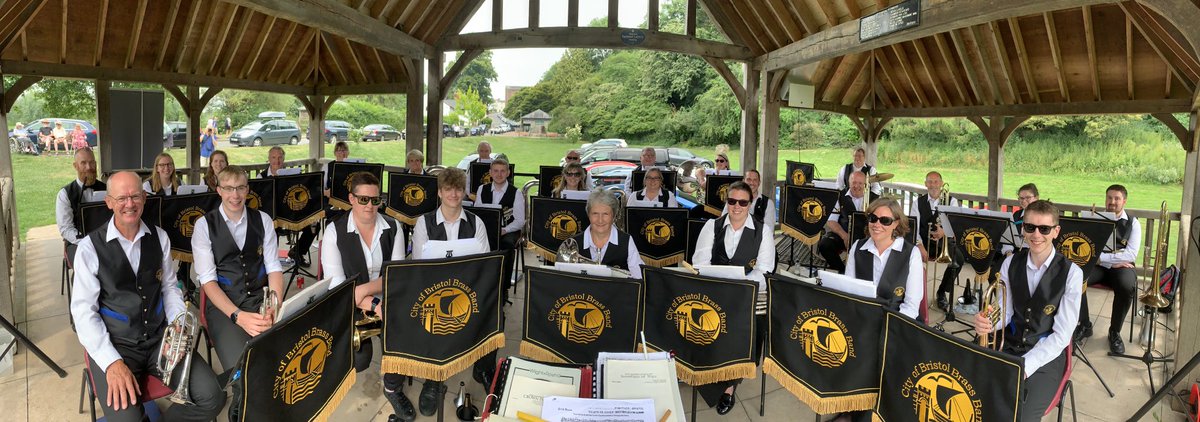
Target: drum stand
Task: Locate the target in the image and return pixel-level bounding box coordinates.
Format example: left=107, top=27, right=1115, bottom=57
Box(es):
left=1108, top=303, right=1173, bottom=394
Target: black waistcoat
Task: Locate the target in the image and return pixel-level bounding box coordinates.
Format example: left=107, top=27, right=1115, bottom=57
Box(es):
left=711, top=215, right=764, bottom=274
left=90, top=225, right=166, bottom=348
left=423, top=209, right=478, bottom=241
left=752, top=195, right=769, bottom=223
left=573, top=230, right=632, bottom=270
left=206, top=208, right=267, bottom=311
left=334, top=213, right=399, bottom=285
left=835, top=195, right=859, bottom=231
left=1114, top=217, right=1135, bottom=249
left=64, top=179, right=108, bottom=239
left=635, top=189, right=670, bottom=207
left=1003, top=251, right=1071, bottom=356
left=852, top=238, right=915, bottom=316
left=841, top=164, right=872, bottom=189
left=480, top=183, right=518, bottom=226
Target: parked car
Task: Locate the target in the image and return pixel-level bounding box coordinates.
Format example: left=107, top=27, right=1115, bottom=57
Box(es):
left=228, top=119, right=301, bottom=147
left=580, top=138, right=627, bottom=152
left=361, top=124, right=402, bottom=142
left=585, top=160, right=636, bottom=187
left=580, top=147, right=670, bottom=167
left=163, top=121, right=187, bottom=149
left=257, top=111, right=286, bottom=121
left=667, top=147, right=714, bottom=168
left=324, top=120, right=352, bottom=143
left=21, top=118, right=98, bottom=147
left=454, top=152, right=508, bottom=170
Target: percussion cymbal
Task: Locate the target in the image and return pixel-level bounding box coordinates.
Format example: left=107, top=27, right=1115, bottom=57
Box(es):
left=869, top=173, right=894, bottom=183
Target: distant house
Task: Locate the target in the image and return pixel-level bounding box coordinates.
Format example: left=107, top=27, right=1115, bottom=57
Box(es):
left=521, top=109, right=552, bottom=134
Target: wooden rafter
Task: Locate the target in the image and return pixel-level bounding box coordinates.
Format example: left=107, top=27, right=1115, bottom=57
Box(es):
left=358, top=0, right=377, bottom=14
left=721, top=1, right=767, bottom=53
left=124, top=0, right=149, bottom=69
left=873, top=77, right=895, bottom=108
left=739, top=1, right=783, bottom=49
left=4, top=59, right=312, bottom=94
left=190, top=2, right=225, bottom=73
left=340, top=37, right=371, bottom=84
left=933, top=32, right=970, bottom=105
left=1006, top=17, right=1040, bottom=103
left=815, top=0, right=840, bottom=27
left=874, top=51, right=913, bottom=107
left=405, top=1, right=439, bottom=38
left=0, top=0, right=47, bottom=53
left=440, top=49, right=482, bottom=95
left=985, top=21, right=1020, bottom=104
left=696, top=0, right=748, bottom=47
left=1126, top=15, right=1134, bottom=99
left=377, top=0, right=403, bottom=23
left=880, top=98, right=1189, bottom=117
left=172, top=0, right=203, bottom=73
left=813, top=56, right=845, bottom=102
left=240, top=15, right=277, bottom=79
left=58, top=0, right=65, bottom=63
left=205, top=5, right=245, bottom=75
left=280, top=28, right=316, bottom=84
left=1082, top=5, right=1101, bottom=101
left=225, top=0, right=431, bottom=58
left=1121, top=2, right=1198, bottom=91
left=415, top=0, right=455, bottom=42
left=781, top=0, right=817, bottom=34
left=704, top=57, right=746, bottom=107
left=1042, top=12, right=1071, bottom=102
left=220, top=11, right=253, bottom=76
left=93, top=0, right=110, bottom=66
left=441, top=28, right=753, bottom=60
left=263, top=20, right=299, bottom=81
left=968, top=25, right=1004, bottom=104
left=910, top=38, right=950, bottom=106
left=889, top=43, right=932, bottom=106
left=844, top=53, right=875, bottom=107
left=321, top=34, right=350, bottom=85
left=435, top=0, right=486, bottom=43
left=392, top=0, right=421, bottom=28
left=155, top=0, right=181, bottom=71
left=843, top=0, right=862, bottom=19
left=949, top=28, right=987, bottom=104
left=762, top=0, right=802, bottom=41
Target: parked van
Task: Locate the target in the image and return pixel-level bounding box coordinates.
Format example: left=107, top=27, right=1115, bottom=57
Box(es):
left=229, top=119, right=302, bottom=147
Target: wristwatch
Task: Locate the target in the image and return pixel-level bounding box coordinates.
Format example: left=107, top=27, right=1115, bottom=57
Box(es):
left=371, top=297, right=381, bottom=312
left=231, top=310, right=241, bottom=323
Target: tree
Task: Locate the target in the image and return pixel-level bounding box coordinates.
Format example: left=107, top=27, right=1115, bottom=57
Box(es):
left=448, top=87, right=487, bottom=126
left=36, top=80, right=95, bottom=121
left=209, top=90, right=300, bottom=128
left=449, top=51, right=498, bottom=104
left=504, top=84, right=553, bottom=121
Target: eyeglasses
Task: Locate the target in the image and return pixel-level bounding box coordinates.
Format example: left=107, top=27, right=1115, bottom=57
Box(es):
left=867, top=214, right=896, bottom=225
left=645, top=176, right=663, bottom=181
left=109, top=194, right=146, bottom=204
left=219, top=185, right=250, bottom=194
left=353, top=194, right=383, bottom=206
left=715, top=159, right=727, bottom=163
left=565, top=172, right=583, bottom=177
left=1022, top=223, right=1056, bottom=235
left=726, top=198, right=750, bottom=207
left=1018, top=195, right=1037, bottom=201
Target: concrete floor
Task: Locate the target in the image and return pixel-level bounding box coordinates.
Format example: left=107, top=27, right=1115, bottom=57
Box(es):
left=0, top=225, right=1189, bottom=421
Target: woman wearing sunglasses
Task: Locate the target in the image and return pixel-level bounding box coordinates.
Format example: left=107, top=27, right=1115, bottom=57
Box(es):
left=695, top=151, right=737, bottom=191
left=553, top=162, right=590, bottom=198
left=627, top=167, right=678, bottom=208
left=690, top=181, right=774, bottom=415
left=844, top=197, right=924, bottom=322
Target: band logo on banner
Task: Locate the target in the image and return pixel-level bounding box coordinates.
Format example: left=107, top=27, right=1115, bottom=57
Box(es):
left=247, top=178, right=275, bottom=218
left=1054, top=216, right=1115, bottom=274
left=273, top=172, right=325, bottom=231
left=469, top=161, right=516, bottom=200
left=329, top=162, right=384, bottom=210
left=386, top=173, right=439, bottom=225
left=629, top=170, right=677, bottom=193
left=703, top=175, right=743, bottom=216
left=625, top=207, right=689, bottom=266
left=641, top=267, right=757, bottom=385
left=943, top=213, right=1011, bottom=277
left=782, top=185, right=841, bottom=245
left=528, top=197, right=587, bottom=260
left=381, top=252, right=506, bottom=380
left=874, top=312, right=1023, bottom=422
left=785, top=161, right=816, bottom=186
left=159, top=193, right=220, bottom=262
left=762, top=275, right=885, bottom=414
left=520, top=267, right=645, bottom=364
left=231, top=280, right=356, bottom=422
left=538, top=165, right=565, bottom=198
left=80, top=196, right=163, bottom=235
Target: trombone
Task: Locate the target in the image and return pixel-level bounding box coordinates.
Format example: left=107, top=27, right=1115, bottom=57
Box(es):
left=1137, top=202, right=1171, bottom=345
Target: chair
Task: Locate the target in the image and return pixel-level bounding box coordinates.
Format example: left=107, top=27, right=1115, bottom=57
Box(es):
left=79, top=354, right=173, bottom=422
left=197, top=290, right=214, bottom=364
left=1045, top=342, right=1077, bottom=421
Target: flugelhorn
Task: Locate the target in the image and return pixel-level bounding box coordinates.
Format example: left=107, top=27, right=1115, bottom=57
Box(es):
left=260, top=286, right=280, bottom=322
left=932, top=184, right=953, bottom=264
left=978, top=272, right=1008, bottom=350
left=555, top=237, right=630, bottom=277
left=352, top=310, right=382, bottom=351
left=157, top=306, right=200, bottom=405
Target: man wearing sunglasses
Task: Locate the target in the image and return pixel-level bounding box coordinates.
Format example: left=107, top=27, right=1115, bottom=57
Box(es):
left=908, top=171, right=963, bottom=311
left=1076, top=185, right=1139, bottom=354
left=819, top=171, right=868, bottom=273
left=691, top=181, right=774, bottom=415
left=974, top=200, right=1083, bottom=421
left=191, top=165, right=285, bottom=375
left=320, top=173, right=415, bottom=421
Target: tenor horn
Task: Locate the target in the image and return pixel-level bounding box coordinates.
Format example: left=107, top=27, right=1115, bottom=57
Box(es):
left=555, top=237, right=630, bottom=277
left=259, top=286, right=280, bottom=323
left=978, top=272, right=1008, bottom=350
left=157, top=306, right=200, bottom=405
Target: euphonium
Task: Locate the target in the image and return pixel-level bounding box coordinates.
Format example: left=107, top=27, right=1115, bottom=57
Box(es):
left=978, top=272, right=1008, bottom=350
left=932, top=184, right=953, bottom=264
left=260, top=286, right=280, bottom=323
left=352, top=310, right=382, bottom=351
left=157, top=306, right=200, bottom=405
left=555, top=237, right=630, bottom=277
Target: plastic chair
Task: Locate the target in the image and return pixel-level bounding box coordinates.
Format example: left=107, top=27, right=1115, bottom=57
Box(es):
left=1045, top=342, right=1077, bottom=421
left=79, top=354, right=173, bottom=422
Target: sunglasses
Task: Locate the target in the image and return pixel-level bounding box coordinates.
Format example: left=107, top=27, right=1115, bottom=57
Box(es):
left=1022, top=223, right=1056, bottom=235
left=566, top=156, right=580, bottom=160
left=867, top=214, right=896, bottom=225
left=715, top=159, right=727, bottom=163
left=353, top=194, right=383, bottom=206
left=726, top=198, right=750, bottom=207
left=565, top=172, right=583, bottom=177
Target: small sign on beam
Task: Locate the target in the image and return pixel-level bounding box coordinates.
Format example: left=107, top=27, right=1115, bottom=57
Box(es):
left=859, top=0, right=921, bottom=42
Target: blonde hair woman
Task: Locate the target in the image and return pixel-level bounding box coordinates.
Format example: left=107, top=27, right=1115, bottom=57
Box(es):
left=143, top=153, right=180, bottom=195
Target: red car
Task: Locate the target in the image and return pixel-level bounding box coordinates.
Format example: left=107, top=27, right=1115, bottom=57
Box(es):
left=585, top=160, right=636, bottom=188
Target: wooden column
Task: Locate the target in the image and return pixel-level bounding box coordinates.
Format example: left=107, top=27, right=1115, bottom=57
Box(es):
left=967, top=116, right=1028, bottom=210
left=426, top=52, right=445, bottom=165
left=184, top=86, right=202, bottom=183
left=1172, top=109, right=1200, bottom=385
left=848, top=116, right=891, bottom=166
left=405, top=58, right=425, bottom=155
left=758, top=70, right=784, bottom=193
left=0, top=74, right=40, bottom=179
left=96, top=80, right=112, bottom=174
left=739, top=63, right=760, bottom=172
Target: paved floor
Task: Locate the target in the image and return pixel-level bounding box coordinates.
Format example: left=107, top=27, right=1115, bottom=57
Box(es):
left=0, top=226, right=1188, bottom=421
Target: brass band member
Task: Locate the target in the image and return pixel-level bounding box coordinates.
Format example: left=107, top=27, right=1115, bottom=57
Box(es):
left=203, top=150, right=229, bottom=192
left=571, top=189, right=645, bottom=278
left=57, top=147, right=106, bottom=262
left=261, top=147, right=318, bottom=267
left=722, top=169, right=776, bottom=231
left=623, top=147, right=660, bottom=189
left=818, top=171, right=868, bottom=273
left=321, top=141, right=352, bottom=223
left=321, top=141, right=351, bottom=193
left=847, top=197, right=924, bottom=321
left=995, top=183, right=1040, bottom=273
left=974, top=200, right=1083, bottom=421
left=320, top=173, right=415, bottom=421
left=553, top=163, right=589, bottom=198
left=695, top=151, right=733, bottom=191
left=835, top=146, right=880, bottom=196
left=72, top=171, right=224, bottom=421
left=474, top=157, right=524, bottom=281
left=191, top=165, right=285, bottom=371
left=1077, top=185, right=1139, bottom=354
left=411, top=167, right=491, bottom=417
left=474, top=141, right=493, bottom=163
left=143, top=153, right=180, bottom=196
left=907, top=171, right=963, bottom=311
left=627, top=167, right=678, bottom=208
left=691, top=181, right=775, bottom=415
left=404, top=149, right=427, bottom=174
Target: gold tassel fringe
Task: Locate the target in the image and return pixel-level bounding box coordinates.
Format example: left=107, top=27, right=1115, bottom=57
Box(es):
left=381, top=334, right=506, bottom=382
left=170, top=251, right=193, bottom=263
left=528, top=244, right=558, bottom=263
left=313, top=369, right=356, bottom=421
left=384, top=208, right=417, bottom=225
left=638, top=344, right=755, bottom=385
left=781, top=226, right=821, bottom=246
left=641, top=253, right=683, bottom=267
left=762, top=358, right=876, bottom=414
left=872, top=413, right=883, bottom=422
left=519, top=341, right=568, bottom=364
left=274, top=211, right=326, bottom=231
left=702, top=205, right=722, bottom=217
left=328, top=197, right=352, bottom=211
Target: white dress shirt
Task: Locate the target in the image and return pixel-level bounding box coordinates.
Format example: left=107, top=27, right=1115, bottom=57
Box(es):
left=474, top=181, right=526, bottom=234
left=691, top=217, right=776, bottom=290
left=191, top=206, right=283, bottom=286
left=907, top=194, right=959, bottom=244
left=582, top=225, right=645, bottom=279
left=722, top=196, right=776, bottom=231
left=827, top=193, right=865, bottom=226
left=622, top=165, right=664, bottom=190
left=1099, top=210, right=1141, bottom=268
left=627, top=188, right=678, bottom=208
left=56, top=179, right=96, bottom=244
left=411, top=207, right=491, bottom=259
left=995, top=251, right=1084, bottom=376
left=71, top=219, right=185, bottom=372
left=141, top=180, right=175, bottom=196
left=834, top=164, right=881, bottom=194
left=322, top=214, right=406, bottom=290
left=844, top=238, right=924, bottom=319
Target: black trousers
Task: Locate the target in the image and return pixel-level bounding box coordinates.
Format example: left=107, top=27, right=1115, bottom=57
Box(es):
left=817, top=233, right=848, bottom=273
left=290, top=224, right=320, bottom=258
left=1079, top=266, right=1137, bottom=335
left=932, top=239, right=964, bottom=298
left=87, top=343, right=225, bottom=422
left=204, top=300, right=257, bottom=373
left=1018, top=350, right=1068, bottom=421
left=697, top=314, right=767, bottom=407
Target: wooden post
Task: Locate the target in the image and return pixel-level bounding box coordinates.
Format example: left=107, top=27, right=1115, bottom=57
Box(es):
left=758, top=70, right=783, bottom=193
left=426, top=52, right=445, bottom=165
left=740, top=63, right=760, bottom=172
left=848, top=116, right=891, bottom=167
left=184, top=85, right=202, bottom=183
left=967, top=115, right=1028, bottom=210
left=1174, top=109, right=1200, bottom=386
left=0, top=72, right=10, bottom=180
left=405, top=58, right=425, bottom=156
left=96, top=80, right=112, bottom=174
left=309, top=94, right=326, bottom=163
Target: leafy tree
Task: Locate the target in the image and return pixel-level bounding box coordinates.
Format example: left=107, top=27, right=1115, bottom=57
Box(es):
left=448, top=87, right=488, bottom=126
left=209, top=90, right=300, bottom=128
left=504, top=84, right=553, bottom=121
left=36, top=79, right=95, bottom=121
left=327, top=98, right=405, bottom=128
left=449, top=51, right=498, bottom=104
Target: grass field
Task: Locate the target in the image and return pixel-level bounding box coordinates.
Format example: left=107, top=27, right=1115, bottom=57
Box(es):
left=12, top=136, right=1186, bottom=240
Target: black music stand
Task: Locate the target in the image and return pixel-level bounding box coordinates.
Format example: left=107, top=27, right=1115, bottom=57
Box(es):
left=934, top=211, right=1010, bottom=337
left=0, top=314, right=68, bottom=378
left=1054, top=215, right=1117, bottom=397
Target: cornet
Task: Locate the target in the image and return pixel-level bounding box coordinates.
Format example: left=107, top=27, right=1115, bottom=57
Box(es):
left=352, top=310, right=382, bottom=351
left=260, top=286, right=280, bottom=323
left=978, top=272, right=1008, bottom=350
left=157, top=306, right=200, bottom=405
left=555, top=237, right=631, bottom=277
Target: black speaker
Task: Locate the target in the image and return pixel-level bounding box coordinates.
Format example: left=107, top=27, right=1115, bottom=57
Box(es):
left=105, top=89, right=165, bottom=170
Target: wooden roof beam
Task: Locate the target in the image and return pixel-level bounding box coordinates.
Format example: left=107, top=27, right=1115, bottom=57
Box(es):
left=441, top=28, right=754, bottom=60
left=782, top=0, right=818, bottom=35
left=949, top=29, right=987, bottom=105
left=697, top=0, right=748, bottom=47
left=1121, top=2, right=1198, bottom=91
left=722, top=1, right=768, bottom=53
left=320, top=35, right=351, bottom=85
left=762, top=0, right=803, bottom=41
left=1126, top=15, right=1134, bottom=99
left=813, top=56, right=845, bottom=103
left=1007, top=17, right=1040, bottom=103
left=239, top=15, right=278, bottom=79
left=879, top=98, right=1191, bottom=117
left=155, top=0, right=182, bottom=70
left=2, top=59, right=313, bottom=95
left=984, top=21, right=1020, bottom=104
left=910, top=39, right=951, bottom=106
left=1043, top=12, right=1071, bottom=102
left=58, top=0, right=65, bottom=63
left=124, top=0, right=148, bottom=69
left=739, top=1, right=784, bottom=49
left=435, top=0, right=486, bottom=43
left=190, top=2, right=227, bottom=73
left=874, top=51, right=913, bottom=107
left=0, top=0, right=47, bottom=52
left=340, top=37, right=371, bottom=84
left=220, top=7, right=251, bottom=76
left=968, top=25, right=1004, bottom=104
left=933, top=32, right=970, bottom=105
left=280, top=29, right=316, bottom=84
left=843, top=0, right=862, bottom=19
left=172, top=0, right=204, bottom=73
left=224, top=0, right=432, bottom=58
left=1082, top=5, right=1101, bottom=101
left=203, top=4, right=243, bottom=75
left=872, top=77, right=895, bottom=109
left=440, top=49, right=482, bottom=95
left=1132, top=3, right=1200, bottom=79
left=760, top=0, right=1122, bottom=71
left=889, top=43, right=932, bottom=106
left=263, top=20, right=300, bottom=82
left=704, top=57, right=746, bottom=107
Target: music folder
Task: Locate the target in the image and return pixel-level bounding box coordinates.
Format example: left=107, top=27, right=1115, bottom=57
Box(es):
left=817, top=270, right=876, bottom=299
left=553, top=262, right=614, bottom=277
left=483, top=356, right=592, bottom=421
left=420, top=239, right=484, bottom=259
left=277, top=277, right=333, bottom=322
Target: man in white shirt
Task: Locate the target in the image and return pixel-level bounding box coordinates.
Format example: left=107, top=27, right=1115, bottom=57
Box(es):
left=975, top=200, right=1082, bottom=421
left=623, top=147, right=660, bottom=190
left=818, top=171, right=868, bottom=273
left=72, top=171, right=224, bottom=422
left=1076, top=184, right=1140, bottom=354
left=57, top=147, right=106, bottom=262
left=834, top=146, right=881, bottom=195
left=722, top=169, right=775, bottom=231
left=191, top=165, right=285, bottom=372
left=473, top=158, right=525, bottom=281
left=907, top=171, right=963, bottom=310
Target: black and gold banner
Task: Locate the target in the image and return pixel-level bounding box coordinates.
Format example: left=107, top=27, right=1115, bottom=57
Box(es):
left=703, top=174, right=743, bottom=216
left=641, top=266, right=757, bottom=385
left=781, top=185, right=841, bottom=245
left=538, top=165, right=564, bottom=198
left=273, top=172, right=326, bottom=231
left=381, top=252, right=507, bottom=381
left=1054, top=216, right=1115, bottom=275
left=520, top=267, right=645, bottom=364
left=874, top=312, right=1023, bottom=421
left=685, top=218, right=709, bottom=264
left=785, top=161, right=815, bottom=186
left=232, top=278, right=356, bottom=422
left=329, top=162, right=385, bottom=210
left=944, top=213, right=1011, bottom=276
left=385, top=173, right=439, bottom=225
left=762, top=275, right=885, bottom=414
left=79, top=196, right=163, bottom=235
left=464, top=205, right=502, bottom=251
left=629, top=169, right=677, bottom=193
left=469, top=161, right=516, bottom=199
left=625, top=206, right=690, bottom=266
left=159, top=193, right=221, bottom=262
left=849, top=212, right=918, bottom=248
left=247, top=178, right=274, bottom=219
left=527, top=197, right=587, bottom=261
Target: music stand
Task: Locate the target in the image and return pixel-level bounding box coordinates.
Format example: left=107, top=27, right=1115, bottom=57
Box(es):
left=780, top=185, right=841, bottom=277
left=936, top=210, right=1011, bottom=336
left=1052, top=214, right=1118, bottom=397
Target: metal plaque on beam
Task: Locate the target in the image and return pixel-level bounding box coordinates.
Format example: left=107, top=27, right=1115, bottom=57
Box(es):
left=859, top=0, right=920, bottom=42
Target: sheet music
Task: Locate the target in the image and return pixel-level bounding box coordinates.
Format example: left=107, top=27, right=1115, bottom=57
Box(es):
left=177, top=184, right=207, bottom=195
left=1079, top=210, right=1118, bottom=221
left=278, top=277, right=332, bottom=322
left=541, top=397, right=655, bottom=422
left=474, top=202, right=502, bottom=209
left=553, top=262, right=614, bottom=277
left=812, top=180, right=838, bottom=190
left=85, top=190, right=107, bottom=202
left=345, top=158, right=366, bottom=163
left=500, top=357, right=586, bottom=418
left=274, top=167, right=302, bottom=176
left=627, top=199, right=664, bottom=208
left=596, top=352, right=685, bottom=422
left=421, top=239, right=485, bottom=259
left=603, top=360, right=680, bottom=422
left=561, top=190, right=590, bottom=200
left=692, top=265, right=747, bottom=280
left=818, top=270, right=876, bottom=299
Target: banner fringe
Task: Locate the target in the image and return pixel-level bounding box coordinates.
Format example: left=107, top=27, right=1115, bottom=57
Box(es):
left=528, top=244, right=559, bottom=263
left=313, top=370, right=356, bottom=422
left=703, top=204, right=723, bottom=217
left=384, top=208, right=417, bottom=225
left=328, top=198, right=352, bottom=211
left=871, top=414, right=883, bottom=422
left=641, top=253, right=683, bottom=267
left=381, top=334, right=506, bottom=382
left=274, top=211, right=326, bottom=231
left=170, top=251, right=193, bottom=263
left=638, top=344, right=754, bottom=385
left=782, top=226, right=821, bottom=246
left=762, top=358, right=876, bottom=414
left=518, top=342, right=568, bottom=364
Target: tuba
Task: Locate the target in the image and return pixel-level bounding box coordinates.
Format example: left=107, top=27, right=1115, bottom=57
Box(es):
left=555, top=237, right=630, bottom=277
left=157, top=306, right=200, bottom=405
left=931, top=184, right=953, bottom=264
left=978, top=272, right=1008, bottom=350
left=260, top=286, right=280, bottom=323
left=1138, top=202, right=1172, bottom=345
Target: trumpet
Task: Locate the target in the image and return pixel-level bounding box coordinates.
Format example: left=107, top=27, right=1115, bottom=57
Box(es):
left=978, top=272, right=1008, bottom=350
left=555, top=237, right=631, bottom=277
left=260, top=286, right=280, bottom=323
left=352, top=310, right=382, bottom=351
left=931, top=184, right=953, bottom=264
left=157, top=306, right=199, bottom=405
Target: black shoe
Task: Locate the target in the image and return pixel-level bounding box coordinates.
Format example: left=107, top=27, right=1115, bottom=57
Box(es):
left=1109, top=335, right=1125, bottom=355
left=1073, top=324, right=1093, bottom=341
left=716, top=390, right=736, bottom=415
left=384, top=388, right=417, bottom=422
left=473, top=366, right=494, bottom=392
left=936, top=294, right=949, bottom=312
left=419, top=380, right=444, bottom=417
